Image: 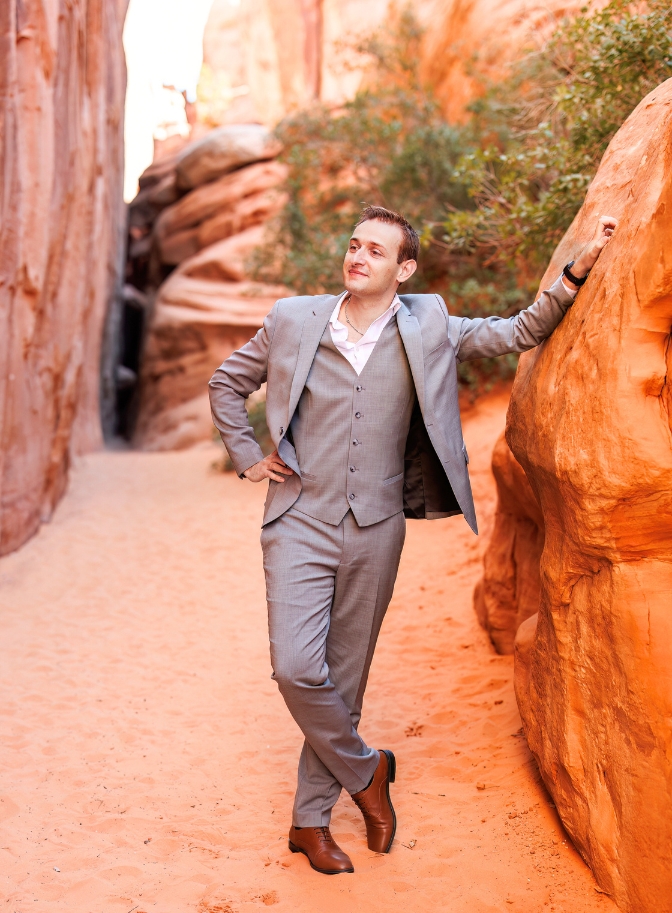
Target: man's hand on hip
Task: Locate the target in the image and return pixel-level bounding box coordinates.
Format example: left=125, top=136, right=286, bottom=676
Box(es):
left=244, top=450, right=294, bottom=483
left=565, top=215, right=619, bottom=288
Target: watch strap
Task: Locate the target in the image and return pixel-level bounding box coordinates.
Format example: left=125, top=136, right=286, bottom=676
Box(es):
left=563, top=260, right=589, bottom=287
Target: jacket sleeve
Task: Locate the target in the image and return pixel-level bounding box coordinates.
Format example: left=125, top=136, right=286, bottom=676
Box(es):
left=447, top=275, right=576, bottom=363
left=208, top=301, right=280, bottom=477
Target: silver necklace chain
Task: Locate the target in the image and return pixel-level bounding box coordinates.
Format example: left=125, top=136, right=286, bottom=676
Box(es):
left=344, top=297, right=365, bottom=336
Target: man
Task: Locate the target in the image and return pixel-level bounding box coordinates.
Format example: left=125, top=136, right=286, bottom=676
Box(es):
left=209, top=205, right=616, bottom=875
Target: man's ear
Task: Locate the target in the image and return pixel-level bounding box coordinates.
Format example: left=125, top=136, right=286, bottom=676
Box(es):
left=397, top=259, right=417, bottom=284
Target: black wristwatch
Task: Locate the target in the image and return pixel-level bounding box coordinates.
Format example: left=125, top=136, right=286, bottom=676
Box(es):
left=563, top=260, right=589, bottom=287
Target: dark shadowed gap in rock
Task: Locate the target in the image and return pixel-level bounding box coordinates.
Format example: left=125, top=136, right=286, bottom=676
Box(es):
left=113, top=285, right=149, bottom=440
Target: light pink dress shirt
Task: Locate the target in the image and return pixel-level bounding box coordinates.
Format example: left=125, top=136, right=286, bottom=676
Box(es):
left=328, top=291, right=401, bottom=375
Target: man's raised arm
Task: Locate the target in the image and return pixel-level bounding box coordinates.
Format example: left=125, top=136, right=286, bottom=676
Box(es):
left=448, top=216, right=617, bottom=363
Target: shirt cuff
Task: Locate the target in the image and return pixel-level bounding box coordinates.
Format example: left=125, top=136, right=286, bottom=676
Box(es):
left=560, top=274, right=579, bottom=297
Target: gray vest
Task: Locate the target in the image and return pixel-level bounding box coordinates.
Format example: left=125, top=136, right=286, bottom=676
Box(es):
left=289, top=315, right=416, bottom=527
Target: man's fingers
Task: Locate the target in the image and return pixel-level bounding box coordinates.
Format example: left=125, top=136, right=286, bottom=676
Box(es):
left=269, top=460, right=293, bottom=475
left=267, top=470, right=286, bottom=483
left=265, top=449, right=292, bottom=473
left=598, top=215, right=618, bottom=234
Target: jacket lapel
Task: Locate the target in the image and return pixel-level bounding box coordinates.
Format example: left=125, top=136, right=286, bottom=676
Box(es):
left=285, top=294, right=340, bottom=427
left=396, top=302, right=426, bottom=417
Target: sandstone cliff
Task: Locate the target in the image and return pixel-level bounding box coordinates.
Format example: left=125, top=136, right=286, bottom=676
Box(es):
left=421, top=0, right=596, bottom=121
left=200, top=0, right=590, bottom=126
left=124, top=126, right=290, bottom=451
left=481, top=80, right=672, bottom=911
left=0, top=0, right=128, bottom=556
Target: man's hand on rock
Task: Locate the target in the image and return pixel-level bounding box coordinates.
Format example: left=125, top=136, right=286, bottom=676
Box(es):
left=566, top=215, right=619, bottom=288
left=244, top=450, right=294, bottom=483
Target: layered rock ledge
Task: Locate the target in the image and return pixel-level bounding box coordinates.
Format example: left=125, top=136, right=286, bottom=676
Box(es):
left=123, top=125, right=289, bottom=450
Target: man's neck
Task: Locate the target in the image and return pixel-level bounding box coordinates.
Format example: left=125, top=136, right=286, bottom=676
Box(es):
left=345, top=289, right=397, bottom=320
left=338, top=289, right=398, bottom=342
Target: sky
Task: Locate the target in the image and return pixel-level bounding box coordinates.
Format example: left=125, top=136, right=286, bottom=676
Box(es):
left=123, top=0, right=228, bottom=201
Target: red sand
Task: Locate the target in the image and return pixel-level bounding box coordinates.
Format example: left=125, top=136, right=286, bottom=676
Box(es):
left=0, top=390, right=616, bottom=913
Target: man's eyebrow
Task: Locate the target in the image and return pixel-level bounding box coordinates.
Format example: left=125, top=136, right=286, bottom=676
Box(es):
left=350, top=235, right=388, bottom=252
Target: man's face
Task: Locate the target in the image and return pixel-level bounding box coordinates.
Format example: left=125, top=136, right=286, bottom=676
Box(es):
left=342, top=219, right=416, bottom=298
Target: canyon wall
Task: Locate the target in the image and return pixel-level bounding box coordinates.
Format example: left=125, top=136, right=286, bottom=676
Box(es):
left=0, top=0, right=128, bottom=556
left=200, top=0, right=590, bottom=126
left=420, top=0, right=594, bottom=122
left=482, top=80, right=672, bottom=911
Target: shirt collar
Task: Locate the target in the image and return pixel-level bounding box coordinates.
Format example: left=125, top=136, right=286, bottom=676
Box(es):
left=329, top=291, right=401, bottom=328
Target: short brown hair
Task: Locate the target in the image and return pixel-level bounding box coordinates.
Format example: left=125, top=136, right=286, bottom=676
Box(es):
left=354, top=205, right=419, bottom=263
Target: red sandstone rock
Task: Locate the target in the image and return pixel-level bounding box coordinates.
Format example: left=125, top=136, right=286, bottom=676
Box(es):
left=132, top=274, right=289, bottom=451
left=474, top=432, right=543, bottom=654
left=200, top=0, right=590, bottom=126
left=175, top=124, right=281, bottom=189
left=421, top=0, right=594, bottom=122
left=127, top=135, right=288, bottom=450
left=0, top=0, right=128, bottom=556
left=177, top=225, right=267, bottom=283
left=155, top=160, right=287, bottom=264
left=500, top=80, right=672, bottom=911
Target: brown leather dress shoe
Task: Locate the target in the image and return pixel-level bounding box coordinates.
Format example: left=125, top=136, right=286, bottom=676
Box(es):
left=288, top=825, right=354, bottom=874
left=351, top=749, right=396, bottom=853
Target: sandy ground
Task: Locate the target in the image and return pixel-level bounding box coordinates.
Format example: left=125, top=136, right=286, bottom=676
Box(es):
left=0, top=390, right=617, bottom=913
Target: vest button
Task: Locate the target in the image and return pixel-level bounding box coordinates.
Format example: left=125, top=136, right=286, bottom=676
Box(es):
left=349, top=493, right=356, bottom=500
left=355, top=411, right=362, bottom=418
left=349, top=465, right=356, bottom=472
left=352, top=439, right=359, bottom=446
left=356, top=385, right=362, bottom=392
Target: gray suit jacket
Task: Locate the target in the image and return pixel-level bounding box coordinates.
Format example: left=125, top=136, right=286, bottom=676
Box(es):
left=209, top=275, right=574, bottom=533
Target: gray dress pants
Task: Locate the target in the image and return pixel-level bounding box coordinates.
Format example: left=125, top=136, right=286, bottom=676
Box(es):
left=260, top=507, right=406, bottom=827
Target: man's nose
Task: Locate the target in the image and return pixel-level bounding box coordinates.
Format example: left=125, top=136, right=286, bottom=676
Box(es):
left=352, top=249, right=366, bottom=265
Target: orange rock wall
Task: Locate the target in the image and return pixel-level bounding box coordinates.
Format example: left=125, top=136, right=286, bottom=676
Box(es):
left=421, top=0, right=595, bottom=122
left=0, top=0, right=128, bottom=556
left=504, top=80, right=672, bottom=911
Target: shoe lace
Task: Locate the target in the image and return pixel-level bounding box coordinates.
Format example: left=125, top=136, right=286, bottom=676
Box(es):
left=313, top=826, right=333, bottom=843
left=353, top=793, right=376, bottom=822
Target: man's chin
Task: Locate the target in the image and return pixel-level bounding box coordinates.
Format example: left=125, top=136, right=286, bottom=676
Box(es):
left=344, top=277, right=369, bottom=295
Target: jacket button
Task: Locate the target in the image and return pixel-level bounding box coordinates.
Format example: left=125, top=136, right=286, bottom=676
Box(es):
left=279, top=426, right=284, bottom=435
left=349, top=493, right=356, bottom=500
left=349, top=465, right=356, bottom=472
left=355, top=411, right=362, bottom=418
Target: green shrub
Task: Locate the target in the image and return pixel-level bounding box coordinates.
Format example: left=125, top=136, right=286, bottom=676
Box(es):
left=444, top=0, right=672, bottom=274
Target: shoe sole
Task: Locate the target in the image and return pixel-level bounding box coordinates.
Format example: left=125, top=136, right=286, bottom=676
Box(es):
left=381, top=749, right=397, bottom=854
left=288, top=840, right=354, bottom=875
